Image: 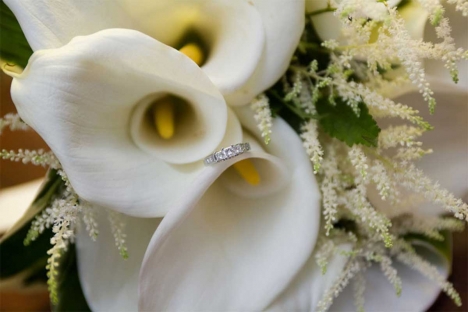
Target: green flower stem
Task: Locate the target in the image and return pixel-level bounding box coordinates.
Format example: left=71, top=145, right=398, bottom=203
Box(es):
left=306, top=6, right=337, bottom=17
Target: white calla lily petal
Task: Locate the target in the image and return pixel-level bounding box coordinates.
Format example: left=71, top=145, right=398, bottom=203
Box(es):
left=135, top=0, right=266, bottom=96
left=370, top=81, right=468, bottom=216
left=8, top=29, right=241, bottom=217
left=305, top=0, right=347, bottom=42
left=424, top=4, right=468, bottom=89
left=139, top=114, right=320, bottom=311
left=399, top=1, right=429, bottom=40
left=4, top=0, right=131, bottom=50
left=76, top=209, right=161, bottom=312
left=267, top=245, right=352, bottom=311
left=331, top=245, right=449, bottom=312
left=5, top=0, right=303, bottom=106
left=0, top=179, right=43, bottom=233
left=188, top=1, right=264, bottom=95
left=225, top=0, right=305, bottom=106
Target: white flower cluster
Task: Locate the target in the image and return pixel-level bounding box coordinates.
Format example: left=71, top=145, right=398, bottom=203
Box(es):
left=314, top=225, right=464, bottom=311
left=317, top=259, right=363, bottom=312
left=24, top=186, right=81, bottom=303
left=392, top=214, right=465, bottom=240
left=385, top=9, right=436, bottom=112
left=378, top=125, right=425, bottom=150
left=1, top=148, right=60, bottom=168
left=107, top=209, right=129, bottom=259
left=352, top=271, right=366, bottom=312
left=417, top=0, right=444, bottom=17
left=284, top=13, right=467, bottom=301
left=0, top=113, right=29, bottom=135
left=81, top=201, right=99, bottom=241
left=23, top=168, right=128, bottom=304
left=320, top=145, right=341, bottom=236
left=377, top=254, right=402, bottom=296
left=370, top=160, right=397, bottom=202
left=292, top=55, right=433, bottom=130
left=330, top=0, right=468, bottom=113
left=395, top=163, right=468, bottom=220
left=348, top=146, right=368, bottom=180
left=315, top=239, right=337, bottom=274
left=251, top=94, right=273, bottom=144
left=447, top=0, right=468, bottom=16
left=394, top=240, right=462, bottom=306
left=301, top=119, right=324, bottom=174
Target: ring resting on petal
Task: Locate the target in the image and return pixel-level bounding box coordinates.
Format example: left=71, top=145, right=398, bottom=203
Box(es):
left=139, top=109, right=321, bottom=311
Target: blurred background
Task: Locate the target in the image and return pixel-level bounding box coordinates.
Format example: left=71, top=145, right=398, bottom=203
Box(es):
left=0, top=71, right=466, bottom=311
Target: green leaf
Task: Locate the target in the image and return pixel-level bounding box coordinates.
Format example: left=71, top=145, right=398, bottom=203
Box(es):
left=316, top=98, right=381, bottom=147
left=0, top=220, right=52, bottom=280
left=52, top=246, right=91, bottom=312
left=0, top=1, right=33, bottom=68
left=0, top=170, right=63, bottom=279
left=0, top=170, right=91, bottom=311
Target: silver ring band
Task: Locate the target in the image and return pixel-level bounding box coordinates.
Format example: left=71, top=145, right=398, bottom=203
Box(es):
left=204, top=143, right=251, bottom=166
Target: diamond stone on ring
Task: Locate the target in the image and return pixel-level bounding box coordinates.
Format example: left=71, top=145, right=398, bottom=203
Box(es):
left=204, top=143, right=251, bottom=166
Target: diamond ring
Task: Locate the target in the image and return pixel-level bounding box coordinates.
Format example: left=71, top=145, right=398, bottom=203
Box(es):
left=204, top=143, right=251, bottom=166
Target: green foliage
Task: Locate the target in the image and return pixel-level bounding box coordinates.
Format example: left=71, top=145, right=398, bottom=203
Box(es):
left=0, top=1, right=33, bottom=68
left=0, top=170, right=62, bottom=279
left=0, top=220, right=52, bottom=279
left=296, top=17, right=331, bottom=71
left=0, top=170, right=91, bottom=309
left=266, top=88, right=313, bottom=133
left=316, top=99, right=381, bottom=147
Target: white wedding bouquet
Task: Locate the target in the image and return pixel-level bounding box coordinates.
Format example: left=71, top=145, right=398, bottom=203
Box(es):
left=0, top=0, right=467, bottom=311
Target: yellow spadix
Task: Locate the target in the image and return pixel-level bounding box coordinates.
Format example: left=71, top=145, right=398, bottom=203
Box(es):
left=153, top=42, right=204, bottom=140
left=153, top=43, right=260, bottom=185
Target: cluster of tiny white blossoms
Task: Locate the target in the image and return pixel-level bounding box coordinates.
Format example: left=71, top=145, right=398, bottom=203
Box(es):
left=1, top=138, right=128, bottom=303
left=328, top=0, right=468, bottom=113
left=447, top=0, right=468, bottom=16
left=256, top=0, right=468, bottom=310
left=300, top=119, right=324, bottom=174
left=317, top=256, right=364, bottom=312
left=1, top=148, right=61, bottom=168
left=107, top=209, right=129, bottom=259
left=0, top=113, right=29, bottom=135
left=250, top=93, right=273, bottom=144
left=418, top=0, right=468, bottom=84
left=22, top=168, right=129, bottom=303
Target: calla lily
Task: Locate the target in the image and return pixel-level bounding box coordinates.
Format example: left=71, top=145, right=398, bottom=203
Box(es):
left=4, top=0, right=305, bottom=106
left=5, top=28, right=239, bottom=218
left=67, top=107, right=322, bottom=311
